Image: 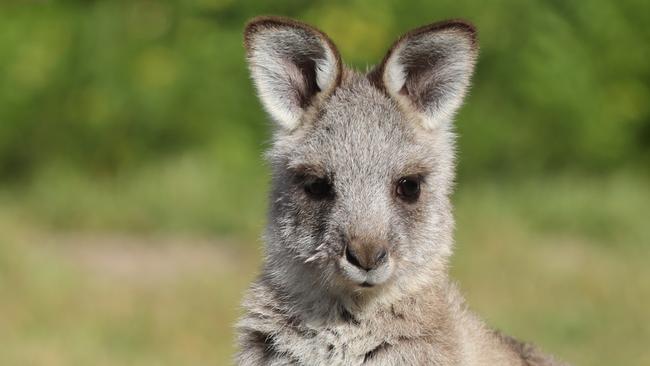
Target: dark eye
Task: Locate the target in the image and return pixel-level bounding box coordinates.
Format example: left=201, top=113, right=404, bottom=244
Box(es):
left=304, top=177, right=332, bottom=200
left=396, top=176, right=421, bottom=202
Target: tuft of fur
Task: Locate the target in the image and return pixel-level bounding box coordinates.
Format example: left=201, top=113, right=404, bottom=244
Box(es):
left=237, top=16, right=567, bottom=366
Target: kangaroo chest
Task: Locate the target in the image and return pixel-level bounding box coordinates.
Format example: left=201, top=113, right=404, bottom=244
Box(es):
left=263, top=306, right=453, bottom=366
left=270, top=322, right=382, bottom=365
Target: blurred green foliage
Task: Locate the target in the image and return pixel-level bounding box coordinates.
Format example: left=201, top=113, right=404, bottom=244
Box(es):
left=0, top=0, right=648, bottom=183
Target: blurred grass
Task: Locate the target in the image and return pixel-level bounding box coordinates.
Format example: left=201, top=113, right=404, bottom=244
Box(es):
left=453, top=175, right=650, bottom=366
left=1, top=174, right=649, bottom=365
left=0, top=225, right=260, bottom=366
left=0, top=149, right=268, bottom=238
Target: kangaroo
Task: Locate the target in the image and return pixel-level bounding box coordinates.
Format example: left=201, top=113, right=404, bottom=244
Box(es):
left=237, top=16, right=566, bottom=366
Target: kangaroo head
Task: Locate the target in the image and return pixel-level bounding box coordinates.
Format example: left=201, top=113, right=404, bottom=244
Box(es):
left=244, top=16, right=478, bottom=299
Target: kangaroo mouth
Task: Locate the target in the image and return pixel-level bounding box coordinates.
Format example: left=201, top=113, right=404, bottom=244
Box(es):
left=337, top=253, right=394, bottom=288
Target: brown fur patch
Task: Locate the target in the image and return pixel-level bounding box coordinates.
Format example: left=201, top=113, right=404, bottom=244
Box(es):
left=497, top=331, right=564, bottom=366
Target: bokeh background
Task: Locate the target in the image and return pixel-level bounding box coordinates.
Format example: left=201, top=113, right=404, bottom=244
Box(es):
left=1, top=0, right=649, bottom=365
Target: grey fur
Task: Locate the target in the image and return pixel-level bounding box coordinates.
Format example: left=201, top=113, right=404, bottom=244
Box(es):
left=237, top=16, right=567, bottom=366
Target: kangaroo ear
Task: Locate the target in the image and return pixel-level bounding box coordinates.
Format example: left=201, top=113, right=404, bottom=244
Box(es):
left=244, top=16, right=342, bottom=131
left=371, top=20, right=478, bottom=129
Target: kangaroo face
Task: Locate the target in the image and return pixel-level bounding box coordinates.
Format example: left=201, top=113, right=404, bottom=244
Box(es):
left=268, top=84, right=449, bottom=289
left=245, top=17, right=477, bottom=294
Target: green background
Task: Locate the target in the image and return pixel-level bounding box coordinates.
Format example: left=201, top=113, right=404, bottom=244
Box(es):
left=0, top=1, right=648, bottom=365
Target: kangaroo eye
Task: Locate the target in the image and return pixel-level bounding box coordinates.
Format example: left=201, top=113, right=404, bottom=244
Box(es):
left=396, top=176, right=421, bottom=202
left=304, top=177, right=332, bottom=200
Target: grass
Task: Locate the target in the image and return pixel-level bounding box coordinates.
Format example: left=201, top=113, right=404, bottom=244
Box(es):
left=0, top=227, right=260, bottom=366
left=0, top=149, right=269, bottom=239
left=0, top=172, right=648, bottom=365
left=453, top=175, right=650, bottom=365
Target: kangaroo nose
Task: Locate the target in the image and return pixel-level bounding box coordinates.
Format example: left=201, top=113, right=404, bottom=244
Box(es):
left=344, top=241, right=388, bottom=271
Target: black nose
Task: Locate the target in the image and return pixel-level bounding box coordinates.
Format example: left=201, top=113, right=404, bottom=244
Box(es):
left=345, top=242, right=388, bottom=271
